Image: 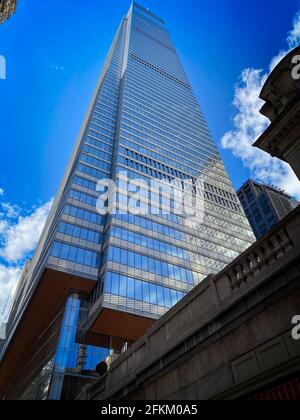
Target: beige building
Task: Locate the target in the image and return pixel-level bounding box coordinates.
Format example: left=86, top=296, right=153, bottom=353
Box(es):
left=0, top=0, right=17, bottom=24
left=255, top=45, right=300, bottom=181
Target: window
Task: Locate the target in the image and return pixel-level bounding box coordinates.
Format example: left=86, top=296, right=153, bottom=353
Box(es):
left=163, top=288, right=171, bottom=308
left=68, top=246, right=78, bottom=263
left=119, top=275, right=127, bottom=297
left=63, top=205, right=104, bottom=226
left=76, top=248, right=85, bottom=265
left=104, top=274, right=112, bottom=293
left=127, top=278, right=135, bottom=299
left=149, top=284, right=157, bottom=305
left=103, top=272, right=186, bottom=309
left=135, top=280, right=143, bottom=301
left=111, top=274, right=119, bottom=295
left=170, top=289, right=178, bottom=306
left=51, top=242, right=62, bottom=258
left=142, top=282, right=150, bottom=303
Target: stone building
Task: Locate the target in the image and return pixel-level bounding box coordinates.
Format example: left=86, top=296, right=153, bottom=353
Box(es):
left=255, top=45, right=300, bottom=181
left=78, top=206, right=300, bottom=400
left=0, top=0, right=17, bottom=24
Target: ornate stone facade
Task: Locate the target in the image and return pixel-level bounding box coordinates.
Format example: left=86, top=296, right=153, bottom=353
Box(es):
left=254, top=46, right=300, bottom=181
left=0, top=0, right=17, bottom=24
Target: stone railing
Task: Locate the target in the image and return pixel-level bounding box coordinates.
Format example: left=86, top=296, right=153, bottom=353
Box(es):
left=214, top=210, right=298, bottom=302
left=227, top=228, right=293, bottom=291
left=81, top=374, right=108, bottom=401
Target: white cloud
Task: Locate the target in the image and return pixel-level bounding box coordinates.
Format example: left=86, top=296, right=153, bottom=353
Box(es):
left=1, top=202, right=20, bottom=219
left=221, top=10, right=300, bottom=199
left=0, top=198, right=53, bottom=323
left=0, top=200, right=53, bottom=263
left=0, top=264, right=22, bottom=326
left=0, top=219, right=9, bottom=236
left=0, top=188, right=4, bottom=197
left=50, top=64, right=65, bottom=72
left=288, top=11, right=300, bottom=48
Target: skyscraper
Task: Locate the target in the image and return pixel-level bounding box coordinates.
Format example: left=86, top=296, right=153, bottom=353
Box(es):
left=0, top=0, right=17, bottom=24
left=0, top=2, right=255, bottom=400
left=238, top=180, right=299, bottom=240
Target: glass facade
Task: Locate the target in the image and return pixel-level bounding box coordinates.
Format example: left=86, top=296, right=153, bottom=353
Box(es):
left=238, top=180, right=299, bottom=239
left=47, top=295, right=109, bottom=401
left=88, top=2, right=254, bottom=318
left=44, top=2, right=254, bottom=321
left=44, top=0, right=255, bottom=350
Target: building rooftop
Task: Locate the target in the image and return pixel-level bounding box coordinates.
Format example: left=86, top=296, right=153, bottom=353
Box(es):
left=238, top=179, right=297, bottom=201
left=132, top=1, right=165, bottom=25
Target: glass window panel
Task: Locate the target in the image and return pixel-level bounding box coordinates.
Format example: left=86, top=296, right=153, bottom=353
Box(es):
left=88, top=231, right=95, bottom=243
left=163, top=288, right=172, bottom=308
left=170, top=289, right=178, bottom=306
left=73, top=226, right=81, bottom=238
left=141, top=255, right=148, bottom=271
left=76, top=248, right=85, bottom=265
left=84, top=250, right=93, bottom=267
left=135, top=253, right=142, bottom=270
left=177, top=291, right=185, bottom=301
left=92, top=253, right=98, bottom=267
left=119, top=275, right=127, bottom=297
left=135, top=280, right=143, bottom=301
left=58, top=222, right=65, bottom=234
left=127, top=278, right=135, bottom=299
left=65, top=224, right=74, bottom=236
left=149, top=284, right=157, bottom=305
left=51, top=242, right=62, bottom=258
left=114, top=247, right=121, bottom=263
left=111, top=274, right=119, bottom=295
left=81, top=228, right=89, bottom=241
left=142, top=282, right=150, bottom=303
left=68, top=245, right=78, bottom=263
left=104, top=274, right=112, bottom=294
left=60, top=244, right=70, bottom=261
left=156, top=285, right=165, bottom=307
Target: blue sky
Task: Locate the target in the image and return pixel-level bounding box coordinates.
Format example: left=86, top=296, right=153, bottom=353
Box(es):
left=0, top=0, right=300, bottom=321
left=0, top=0, right=300, bottom=205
